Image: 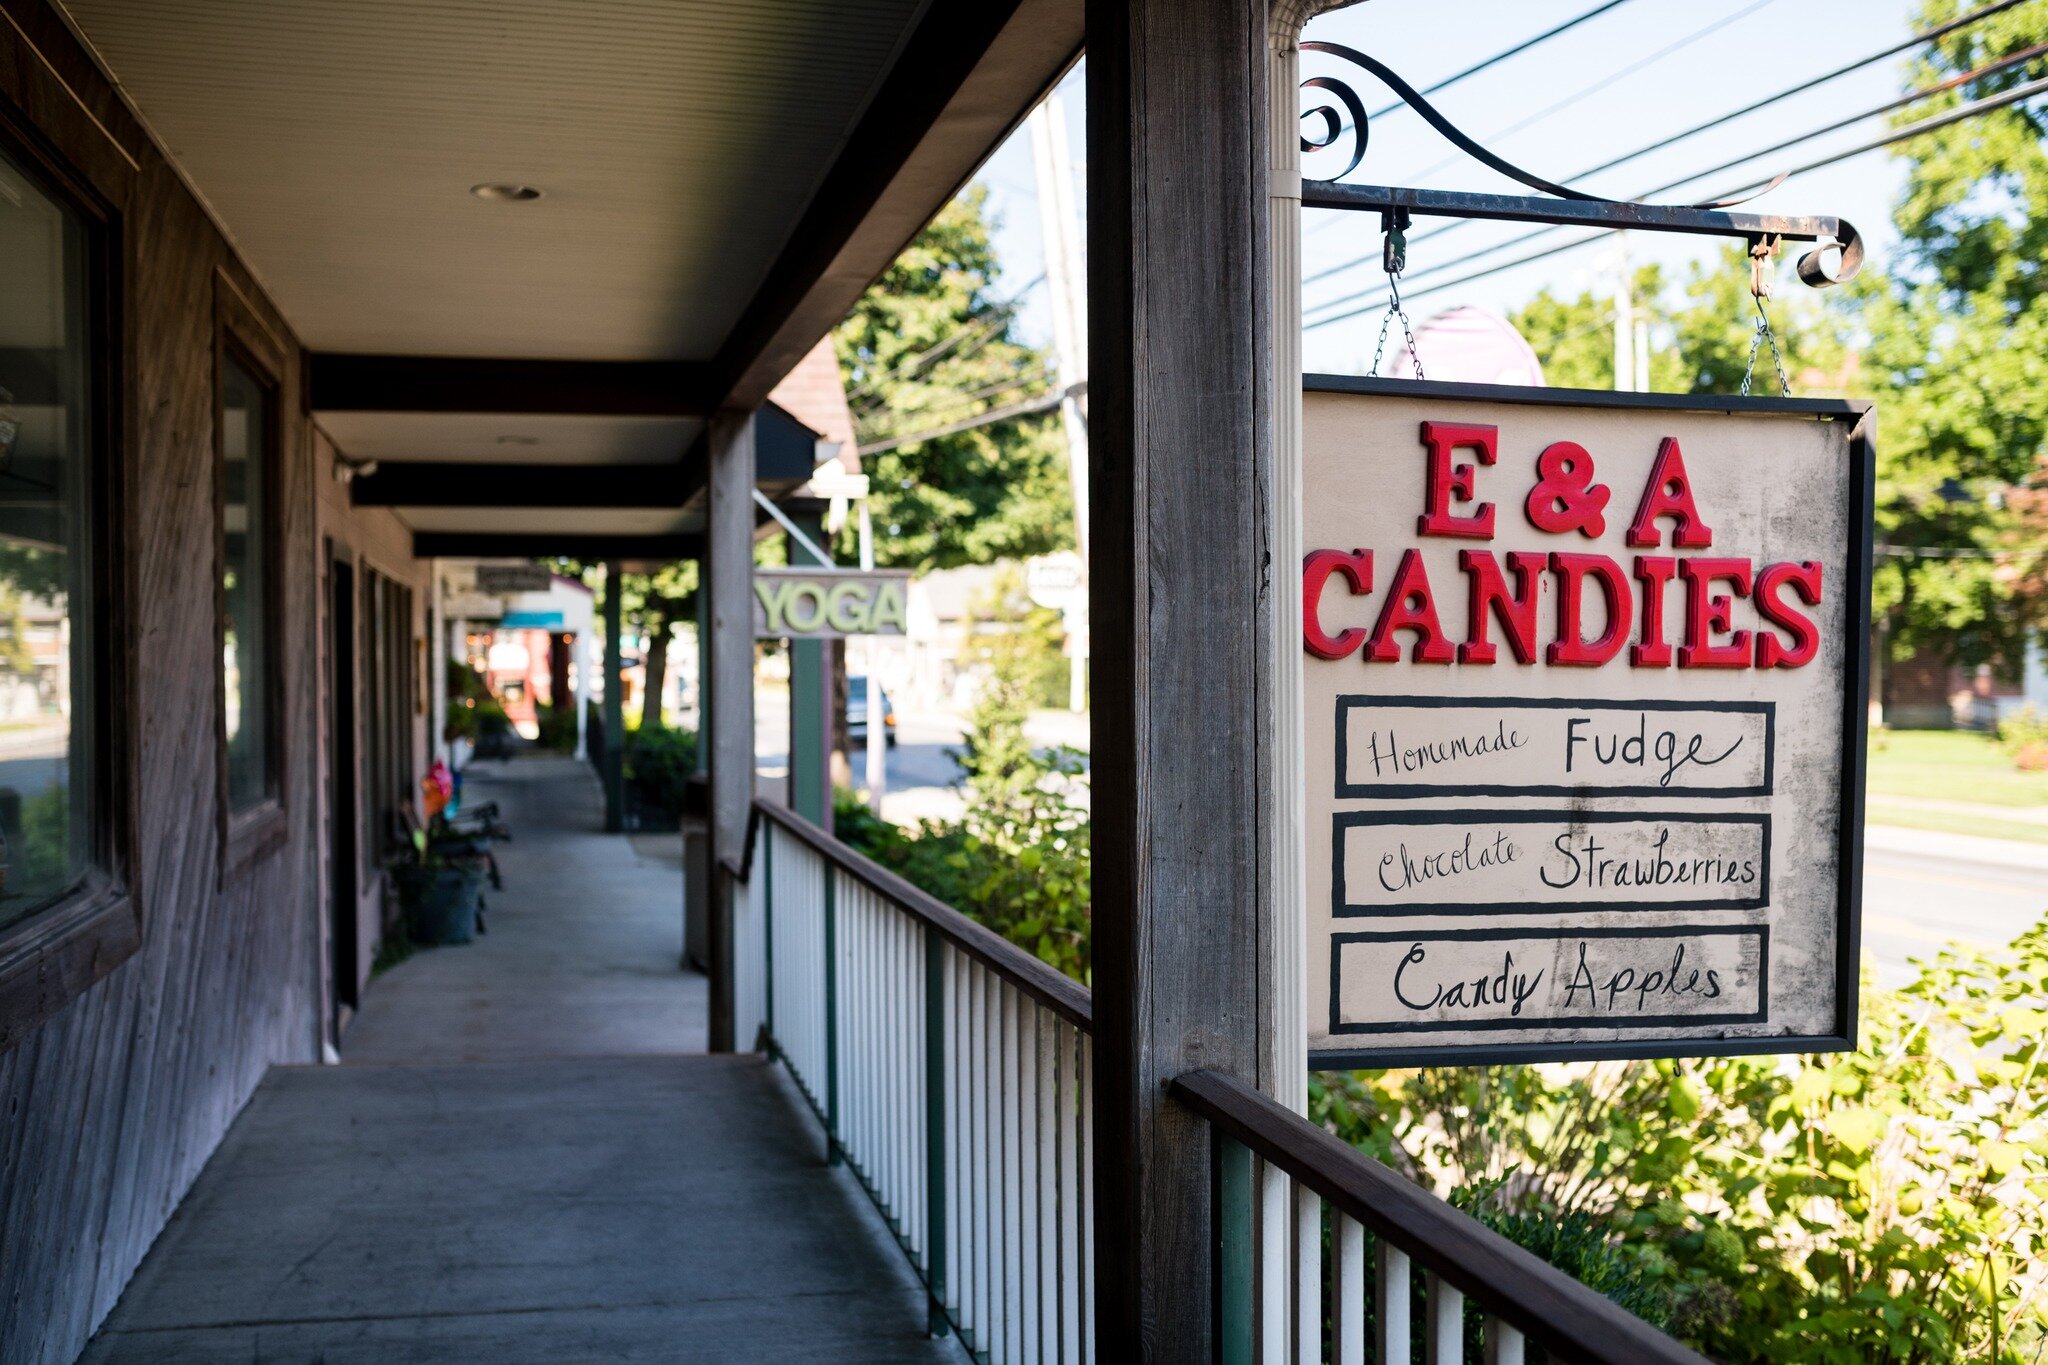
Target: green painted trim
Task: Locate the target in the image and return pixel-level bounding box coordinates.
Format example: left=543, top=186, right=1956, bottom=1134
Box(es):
left=1215, top=1134, right=1254, bottom=1365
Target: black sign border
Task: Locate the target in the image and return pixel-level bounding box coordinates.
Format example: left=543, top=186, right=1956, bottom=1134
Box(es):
left=1334, top=694, right=1775, bottom=799
left=1303, top=375, right=1872, bottom=1070
left=1327, top=922, right=1769, bottom=1037
left=1333, top=807, right=1771, bottom=917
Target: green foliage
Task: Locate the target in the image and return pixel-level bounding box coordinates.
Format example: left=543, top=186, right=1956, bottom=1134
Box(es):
left=1315, top=917, right=2048, bottom=1362
left=621, top=723, right=699, bottom=822
left=828, top=591, right=1091, bottom=982
left=1997, top=705, right=2048, bottom=767
left=834, top=188, right=1075, bottom=572
left=16, top=784, right=69, bottom=892
left=534, top=702, right=578, bottom=753
left=1513, top=1, right=2048, bottom=674
left=1857, top=0, right=2048, bottom=671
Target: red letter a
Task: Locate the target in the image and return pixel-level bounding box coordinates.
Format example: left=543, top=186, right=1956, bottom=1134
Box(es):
left=1626, top=437, right=1715, bottom=548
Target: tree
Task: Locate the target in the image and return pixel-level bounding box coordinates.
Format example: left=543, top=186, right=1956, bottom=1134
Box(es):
left=550, top=558, right=697, bottom=729
left=834, top=187, right=1075, bottom=572
left=1851, top=0, right=2048, bottom=676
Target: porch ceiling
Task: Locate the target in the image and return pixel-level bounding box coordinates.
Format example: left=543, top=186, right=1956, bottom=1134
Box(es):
left=55, top=0, right=1081, bottom=550
left=60, top=0, right=924, bottom=362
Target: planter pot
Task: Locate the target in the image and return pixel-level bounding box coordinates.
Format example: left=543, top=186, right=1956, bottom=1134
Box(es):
left=393, top=862, right=485, bottom=944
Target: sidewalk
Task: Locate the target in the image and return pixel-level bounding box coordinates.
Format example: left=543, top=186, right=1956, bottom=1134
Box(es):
left=340, top=754, right=707, bottom=1062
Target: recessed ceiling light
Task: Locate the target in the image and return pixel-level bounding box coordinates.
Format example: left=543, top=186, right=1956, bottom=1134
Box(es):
left=470, top=183, right=543, bottom=202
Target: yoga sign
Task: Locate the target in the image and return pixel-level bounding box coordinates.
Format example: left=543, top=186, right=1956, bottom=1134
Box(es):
left=1300, top=378, right=1873, bottom=1066
left=754, top=568, right=911, bottom=639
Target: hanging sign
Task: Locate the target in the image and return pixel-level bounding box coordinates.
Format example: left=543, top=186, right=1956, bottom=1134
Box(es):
left=474, top=563, right=553, bottom=595
left=754, top=567, right=911, bottom=639
left=1302, top=377, right=1872, bottom=1067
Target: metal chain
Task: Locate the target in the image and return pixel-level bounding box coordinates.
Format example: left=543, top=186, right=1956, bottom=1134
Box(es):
left=1740, top=235, right=1790, bottom=397
left=1369, top=212, right=1425, bottom=379
left=1740, top=294, right=1790, bottom=397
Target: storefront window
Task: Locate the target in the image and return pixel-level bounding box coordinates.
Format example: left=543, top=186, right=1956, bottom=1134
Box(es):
left=221, top=353, right=275, bottom=810
left=0, top=145, right=96, bottom=927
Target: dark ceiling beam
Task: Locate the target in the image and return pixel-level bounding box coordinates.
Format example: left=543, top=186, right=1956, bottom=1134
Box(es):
left=352, top=462, right=691, bottom=508
left=309, top=354, right=716, bottom=416
left=413, top=533, right=701, bottom=560
left=707, top=0, right=1082, bottom=411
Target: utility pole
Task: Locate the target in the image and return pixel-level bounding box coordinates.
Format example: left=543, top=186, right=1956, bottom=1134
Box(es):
left=859, top=499, right=886, bottom=817
left=1030, top=90, right=1092, bottom=712
left=1612, top=231, right=1636, bottom=393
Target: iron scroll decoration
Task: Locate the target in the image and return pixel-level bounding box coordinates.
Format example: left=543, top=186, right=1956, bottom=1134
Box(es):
left=1298, top=41, right=1865, bottom=289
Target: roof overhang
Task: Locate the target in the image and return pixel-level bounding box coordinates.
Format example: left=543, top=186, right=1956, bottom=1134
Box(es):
left=55, top=0, right=1083, bottom=556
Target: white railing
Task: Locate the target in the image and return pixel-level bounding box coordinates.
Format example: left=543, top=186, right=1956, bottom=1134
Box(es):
left=1174, top=1068, right=1714, bottom=1365
left=739, top=800, right=1095, bottom=1363
left=735, top=804, right=1706, bottom=1364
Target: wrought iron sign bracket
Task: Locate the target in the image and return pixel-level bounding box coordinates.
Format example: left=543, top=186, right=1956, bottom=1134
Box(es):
left=1301, top=41, right=1864, bottom=288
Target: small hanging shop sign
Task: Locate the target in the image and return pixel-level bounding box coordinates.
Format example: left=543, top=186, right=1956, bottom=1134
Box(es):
left=754, top=567, right=911, bottom=639
left=1302, top=377, right=1873, bottom=1067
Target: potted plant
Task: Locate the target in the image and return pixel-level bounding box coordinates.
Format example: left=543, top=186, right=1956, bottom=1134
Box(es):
left=387, top=820, right=487, bottom=945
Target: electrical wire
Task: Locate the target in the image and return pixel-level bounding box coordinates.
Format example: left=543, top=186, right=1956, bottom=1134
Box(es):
left=1301, top=0, right=2034, bottom=288
left=1304, top=73, right=2048, bottom=332
left=1304, top=48, right=2048, bottom=325
left=843, top=274, right=1045, bottom=406
left=1404, top=0, right=1784, bottom=185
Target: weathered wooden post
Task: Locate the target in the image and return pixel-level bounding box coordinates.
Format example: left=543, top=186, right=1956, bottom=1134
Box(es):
left=705, top=411, right=757, bottom=1053
left=1087, top=0, right=1276, bottom=1354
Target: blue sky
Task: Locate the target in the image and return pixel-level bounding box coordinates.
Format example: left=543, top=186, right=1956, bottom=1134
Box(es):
left=971, top=0, right=1927, bottom=374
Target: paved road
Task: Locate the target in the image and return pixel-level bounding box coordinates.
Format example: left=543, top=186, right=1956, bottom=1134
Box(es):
left=1862, top=824, right=2048, bottom=987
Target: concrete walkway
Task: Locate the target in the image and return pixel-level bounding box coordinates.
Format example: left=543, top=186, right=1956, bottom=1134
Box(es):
left=84, top=757, right=957, bottom=1364
left=341, top=756, right=707, bottom=1060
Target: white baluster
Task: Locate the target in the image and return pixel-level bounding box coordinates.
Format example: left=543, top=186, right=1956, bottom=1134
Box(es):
left=1427, top=1270, right=1463, bottom=1365
left=1378, top=1243, right=1411, bottom=1365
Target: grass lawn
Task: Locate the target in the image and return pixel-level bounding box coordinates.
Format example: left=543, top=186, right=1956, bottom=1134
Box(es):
left=1865, top=728, right=2048, bottom=808
left=1864, top=798, right=2048, bottom=846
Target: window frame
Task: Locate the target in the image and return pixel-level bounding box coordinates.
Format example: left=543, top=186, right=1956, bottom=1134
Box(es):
left=0, top=98, right=137, bottom=1052
left=213, top=281, right=289, bottom=873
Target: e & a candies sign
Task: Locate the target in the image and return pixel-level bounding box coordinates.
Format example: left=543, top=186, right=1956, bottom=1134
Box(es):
left=1301, top=378, right=1872, bottom=1066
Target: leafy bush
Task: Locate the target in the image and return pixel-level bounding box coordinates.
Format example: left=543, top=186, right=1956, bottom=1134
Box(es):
left=830, top=597, right=1091, bottom=983
left=622, top=723, right=699, bottom=822
left=1315, top=922, right=2048, bottom=1363
left=535, top=702, right=578, bottom=753
left=1996, top=706, right=2048, bottom=770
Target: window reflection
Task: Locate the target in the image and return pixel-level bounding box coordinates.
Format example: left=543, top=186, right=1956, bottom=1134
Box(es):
left=222, top=354, right=273, bottom=810
left=0, top=146, right=94, bottom=925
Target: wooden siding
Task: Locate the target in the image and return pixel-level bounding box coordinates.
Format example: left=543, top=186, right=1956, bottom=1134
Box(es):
left=0, top=5, right=422, bottom=1361
left=313, top=430, right=432, bottom=1029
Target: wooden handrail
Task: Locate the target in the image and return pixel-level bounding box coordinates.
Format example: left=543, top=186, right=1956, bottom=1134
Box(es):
left=747, top=798, right=1093, bottom=1030
left=1171, top=1068, right=1713, bottom=1365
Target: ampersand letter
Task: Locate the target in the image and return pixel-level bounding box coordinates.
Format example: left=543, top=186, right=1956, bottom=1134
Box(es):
left=1524, top=441, right=1611, bottom=538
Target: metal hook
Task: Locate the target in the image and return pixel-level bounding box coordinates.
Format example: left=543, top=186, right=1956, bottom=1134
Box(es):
left=1381, top=206, right=1411, bottom=276
left=1747, top=233, right=1782, bottom=300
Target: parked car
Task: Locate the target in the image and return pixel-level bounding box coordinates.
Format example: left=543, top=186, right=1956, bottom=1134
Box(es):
left=845, top=675, right=897, bottom=747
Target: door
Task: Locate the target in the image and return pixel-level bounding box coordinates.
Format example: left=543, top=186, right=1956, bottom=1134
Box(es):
left=328, top=551, right=360, bottom=1025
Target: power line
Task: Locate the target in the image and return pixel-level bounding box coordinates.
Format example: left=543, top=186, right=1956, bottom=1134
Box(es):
left=855, top=385, right=1079, bottom=458
left=1301, top=0, right=2033, bottom=289
left=854, top=365, right=1058, bottom=443
left=1405, top=0, right=1783, bottom=185
left=1305, top=48, right=2048, bottom=326
left=843, top=274, right=1045, bottom=407
left=1335, top=0, right=1639, bottom=131
left=1304, top=74, right=2048, bottom=332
